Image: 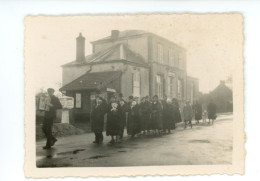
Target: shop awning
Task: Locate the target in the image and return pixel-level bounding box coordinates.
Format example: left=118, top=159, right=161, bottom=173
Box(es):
left=59, top=71, right=121, bottom=92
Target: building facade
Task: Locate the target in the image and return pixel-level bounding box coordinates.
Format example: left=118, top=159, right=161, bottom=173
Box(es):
left=60, top=30, right=199, bottom=121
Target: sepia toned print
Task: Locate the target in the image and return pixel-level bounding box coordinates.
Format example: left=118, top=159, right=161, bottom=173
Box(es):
left=24, top=14, right=244, bottom=177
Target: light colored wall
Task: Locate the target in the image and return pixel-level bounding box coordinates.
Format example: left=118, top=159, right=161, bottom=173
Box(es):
left=62, top=65, right=90, bottom=86
left=90, top=62, right=125, bottom=72
left=120, top=64, right=149, bottom=99
left=150, top=62, right=187, bottom=100
left=93, top=36, right=149, bottom=62
left=150, top=36, right=187, bottom=71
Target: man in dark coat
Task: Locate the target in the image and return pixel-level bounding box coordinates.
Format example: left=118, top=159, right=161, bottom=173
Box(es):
left=163, top=99, right=174, bottom=133
left=126, top=96, right=134, bottom=133
left=127, top=101, right=141, bottom=138
left=42, top=88, right=62, bottom=149
left=183, top=100, right=193, bottom=129
left=91, top=97, right=107, bottom=144
left=193, top=100, right=202, bottom=124
left=139, top=96, right=152, bottom=134
left=161, top=95, right=168, bottom=133
left=119, top=99, right=127, bottom=140
left=207, top=99, right=217, bottom=125
left=151, top=95, right=163, bottom=135
left=172, top=98, right=182, bottom=129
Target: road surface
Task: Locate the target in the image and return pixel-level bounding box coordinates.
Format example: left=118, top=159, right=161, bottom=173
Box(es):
left=36, top=114, right=233, bottom=167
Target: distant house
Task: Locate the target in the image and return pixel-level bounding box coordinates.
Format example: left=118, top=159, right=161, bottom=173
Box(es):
left=60, top=30, right=199, bottom=121
left=199, top=81, right=233, bottom=113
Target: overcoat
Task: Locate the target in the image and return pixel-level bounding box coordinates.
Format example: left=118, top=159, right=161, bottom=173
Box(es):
left=194, top=103, right=202, bottom=121
left=106, top=102, right=121, bottom=136
left=151, top=101, right=163, bottom=129
left=162, top=103, right=174, bottom=130
left=127, top=105, right=141, bottom=135
left=139, top=101, right=152, bottom=131
left=91, top=102, right=107, bottom=133
left=183, top=104, right=193, bottom=121
left=119, top=102, right=128, bottom=130
left=207, top=102, right=217, bottom=119
left=44, top=95, right=62, bottom=119
left=172, top=104, right=182, bottom=123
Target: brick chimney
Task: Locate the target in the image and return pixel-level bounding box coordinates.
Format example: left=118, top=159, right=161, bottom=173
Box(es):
left=111, top=30, right=119, bottom=39
left=76, top=33, right=85, bottom=62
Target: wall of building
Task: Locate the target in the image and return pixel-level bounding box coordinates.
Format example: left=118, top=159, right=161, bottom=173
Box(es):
left=150, top=62, right=187, bottom=100
left=149, top=36, right=187, bottom=71
left=120, top=64, right=149, bottom=99
left=62, top=65, right=90, bottom=86
left=93, top=36, right=149, bottom=62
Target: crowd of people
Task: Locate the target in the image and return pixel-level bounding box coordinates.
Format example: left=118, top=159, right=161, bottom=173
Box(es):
left=41, top=88, right=217, bottom=149
left=91, top=93, right=217, bottom=144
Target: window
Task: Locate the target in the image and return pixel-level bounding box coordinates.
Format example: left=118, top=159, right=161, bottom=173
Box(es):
left=157, top=44, right=163, bottom=63
left=169, top=48, right=174, bottom=67
left=133, top=71, right=140, bottom=97
left=75, top=93, right=82, bottom=108
left=168, top=76, right=174, bottom=98
left=177, top=79, right=183, bottom=99
left=156, top=75, right=163, bottom=99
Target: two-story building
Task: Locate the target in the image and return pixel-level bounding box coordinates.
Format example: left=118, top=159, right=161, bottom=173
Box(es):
left=60, top=30, right=199, bottom=121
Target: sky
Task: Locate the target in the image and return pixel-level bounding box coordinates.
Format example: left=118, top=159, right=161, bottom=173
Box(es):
left=25, top=14, right=243, bottom=93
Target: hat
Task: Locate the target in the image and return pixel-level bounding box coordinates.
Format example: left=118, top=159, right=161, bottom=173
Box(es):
left=47, top=88, right=55, bottom=93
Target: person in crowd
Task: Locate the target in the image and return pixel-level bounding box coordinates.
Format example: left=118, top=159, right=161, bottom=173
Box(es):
left=202, top=110, right=208, bottom=124
left=127, top=100, right=141, bottom=138
left=42, top=88, right=62, bottom=149
left=183, top=100, right=193, bottom=129
left=172, top=98, right=182, bottom=129
left=193, top=100, right=202, bottom=124
left=161, top=95, right=168, bottom=133
left=151, top=95, right=163, bottom=135
left=207, top=99, right=217, bottom=125
left=126, top=96, right=134, bottom=132
left=163, top=98, right=174, bottom=134
left=139, top=96, right=152, bottom=135
left=91, top=96, right=107, bottom=144
left=106, top=96, right=121, bottom=144
left=119, top=98, right=127, bottom=140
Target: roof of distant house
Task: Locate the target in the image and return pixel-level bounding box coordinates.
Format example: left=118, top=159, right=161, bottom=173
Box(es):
left=91, top=30, right=182, bottom=48
left=62, top=43, right=149, bottom=67
left=59, top=71, right=122, bottom=91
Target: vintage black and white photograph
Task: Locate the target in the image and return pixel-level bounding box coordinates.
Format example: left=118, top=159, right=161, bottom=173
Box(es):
left=24, top=14, right=244, bottom=177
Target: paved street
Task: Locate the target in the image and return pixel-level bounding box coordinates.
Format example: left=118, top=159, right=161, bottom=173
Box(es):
left=36, top=114, right=233, bottom=167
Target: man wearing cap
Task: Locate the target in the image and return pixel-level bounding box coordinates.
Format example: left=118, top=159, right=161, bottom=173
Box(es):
left=42, top=88, right=62, bottom=149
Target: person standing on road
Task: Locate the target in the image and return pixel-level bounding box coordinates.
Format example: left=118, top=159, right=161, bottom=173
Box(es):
left=207, top=99, right=217, bottom=125
left=163, top=98, right=174, bottom=134
left=172, top=98, right=182, bottom=129
left=42, top=88, right=62, bottom=149
left=139, top=96, right=152, bottom=135
left=119, top=98, right=127, bottom=140
left=106, top=96, right=121, bottom=144
left=193, top=100, right=202, bottom=124
left=151, top=95, right=163, bottom=135
left=127, top=100, right=141, bottom=138
left=183, top=100, right=193, bottom=129
left=91, top=96, right=107, bottom=144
